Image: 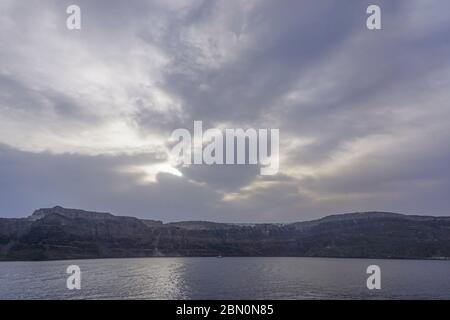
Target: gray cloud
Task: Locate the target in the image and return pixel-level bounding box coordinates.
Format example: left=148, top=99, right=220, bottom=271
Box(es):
left=1, top=0, right=450, bottom=221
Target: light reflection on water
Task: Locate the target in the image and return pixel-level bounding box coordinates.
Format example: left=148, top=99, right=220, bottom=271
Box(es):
left=0, top=257, right=449, bottom=299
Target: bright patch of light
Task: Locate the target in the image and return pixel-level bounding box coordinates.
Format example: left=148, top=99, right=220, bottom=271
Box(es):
left=124, top=163, right=183, bottom=183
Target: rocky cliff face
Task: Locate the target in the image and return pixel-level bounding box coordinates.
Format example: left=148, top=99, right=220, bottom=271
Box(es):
left=0, top=206, right=449, bottom=261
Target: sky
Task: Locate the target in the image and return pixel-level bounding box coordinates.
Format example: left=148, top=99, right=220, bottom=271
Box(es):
left=0, top=0, right=449, bottom=222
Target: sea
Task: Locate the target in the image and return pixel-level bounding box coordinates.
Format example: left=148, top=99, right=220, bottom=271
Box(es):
left=0, top=257, right=449, bottom=299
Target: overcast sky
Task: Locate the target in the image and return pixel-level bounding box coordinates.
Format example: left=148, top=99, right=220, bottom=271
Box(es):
left=1, top=0, right=449, bottom=222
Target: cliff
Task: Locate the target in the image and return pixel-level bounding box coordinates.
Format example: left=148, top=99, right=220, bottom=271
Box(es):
left=0, top=206, right=449, bottom=261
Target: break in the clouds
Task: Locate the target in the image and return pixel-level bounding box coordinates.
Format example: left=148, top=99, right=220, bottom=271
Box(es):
left=0, top=0, right=449, bottom=222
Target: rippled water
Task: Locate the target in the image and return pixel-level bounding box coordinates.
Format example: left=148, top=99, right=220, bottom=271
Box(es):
left=0, top=257, right=449, bottom=299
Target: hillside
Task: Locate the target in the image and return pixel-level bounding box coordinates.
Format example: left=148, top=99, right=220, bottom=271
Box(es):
left=0, top=206, right=449, bottom=261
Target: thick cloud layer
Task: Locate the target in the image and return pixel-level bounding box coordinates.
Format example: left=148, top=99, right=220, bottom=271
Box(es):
left=0, top=0, right=449, bottom=221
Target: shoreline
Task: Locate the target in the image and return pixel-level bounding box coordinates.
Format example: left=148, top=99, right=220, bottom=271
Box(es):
left=1, top=255, right=449, bottom=263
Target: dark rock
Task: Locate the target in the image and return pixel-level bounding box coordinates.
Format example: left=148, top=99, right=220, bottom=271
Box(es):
left=1, top=206, right=449, bottom=261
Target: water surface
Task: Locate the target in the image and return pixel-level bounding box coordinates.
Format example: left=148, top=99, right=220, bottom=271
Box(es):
left=0, top=257, right=449, bottom=299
